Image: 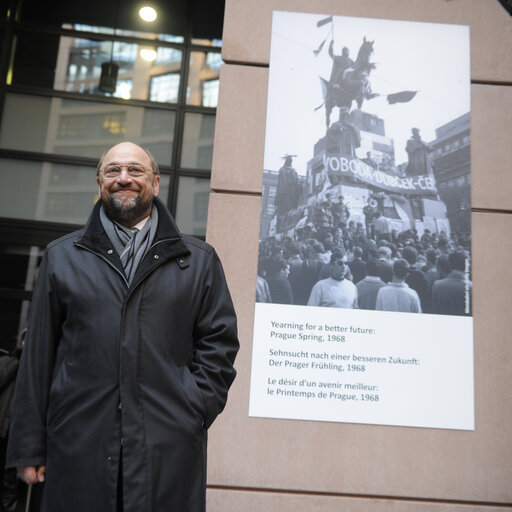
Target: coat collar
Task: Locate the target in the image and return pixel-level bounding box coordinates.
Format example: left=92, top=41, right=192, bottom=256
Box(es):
left=76, top=197, right=190, bottom=262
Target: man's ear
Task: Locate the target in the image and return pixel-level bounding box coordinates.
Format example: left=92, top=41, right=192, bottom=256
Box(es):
left=153, top=175, right=161, bottom=197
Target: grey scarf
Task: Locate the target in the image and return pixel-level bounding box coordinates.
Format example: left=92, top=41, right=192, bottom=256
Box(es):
left=100, top=205, right=159, bottom=284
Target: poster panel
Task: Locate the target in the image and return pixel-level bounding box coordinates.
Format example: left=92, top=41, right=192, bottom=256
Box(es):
left=250, top=11, right=473, bottom=430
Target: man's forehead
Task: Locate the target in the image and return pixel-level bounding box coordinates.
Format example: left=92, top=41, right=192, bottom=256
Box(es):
left=103, top=143, right=150, bottom=165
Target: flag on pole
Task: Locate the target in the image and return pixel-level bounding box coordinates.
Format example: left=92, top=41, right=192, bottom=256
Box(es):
left=314, top=77, right=329, bottom=110
left=386, top=91, right=417, bottom=104
left=317, top=15, right=333, bottom=27
left=314, top=16, right=333, bottom=56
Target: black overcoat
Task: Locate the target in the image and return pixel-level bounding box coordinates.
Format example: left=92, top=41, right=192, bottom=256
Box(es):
left=7, top=198, right=239, bottom=512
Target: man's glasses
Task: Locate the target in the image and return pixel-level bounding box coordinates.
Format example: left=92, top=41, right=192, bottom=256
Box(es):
left=101, top=165, right=154, bottom=179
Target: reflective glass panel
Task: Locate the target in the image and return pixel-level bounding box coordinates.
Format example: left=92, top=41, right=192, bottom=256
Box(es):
left=175, top=177, right=210, bottom=237
left=56, top=37, right=182, bottom=102
left=0, top=93, right=175, bottom=164
left=0, top=158, right=170, bottom=225
left=186, top=51, right=222, bottom=107
left=180, top=113, right=216, bottom=170
left=150, top=73, right=180, bottom=103
left=12, top=33, right=182, bottom=103
left=0, top=159, right=98, bottom=224
left=191, top=38, right=222, bottom=48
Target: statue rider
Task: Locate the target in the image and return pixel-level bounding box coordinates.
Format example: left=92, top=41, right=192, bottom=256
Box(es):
left=329, top=41, right=354, bottom=87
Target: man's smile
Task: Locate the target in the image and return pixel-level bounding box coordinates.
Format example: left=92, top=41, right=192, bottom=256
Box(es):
left=112, top=188, right=139, bottom=195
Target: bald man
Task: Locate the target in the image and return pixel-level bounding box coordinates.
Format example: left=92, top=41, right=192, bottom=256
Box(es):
left=7, top=142, right=239, bottom=512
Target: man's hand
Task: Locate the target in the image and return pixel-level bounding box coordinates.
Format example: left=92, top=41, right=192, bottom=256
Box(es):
left=17, top=466, right=46, bottom=484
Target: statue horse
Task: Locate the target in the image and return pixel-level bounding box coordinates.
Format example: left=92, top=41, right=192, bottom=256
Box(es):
left=323, top=37, right=376, bottom=127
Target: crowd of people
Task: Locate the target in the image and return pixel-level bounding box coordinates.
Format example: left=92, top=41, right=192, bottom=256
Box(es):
left=256, top=220, right=471, bottom=316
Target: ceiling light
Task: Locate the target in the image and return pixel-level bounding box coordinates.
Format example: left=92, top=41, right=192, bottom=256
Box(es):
left=139, top=6, right=157, bottom=22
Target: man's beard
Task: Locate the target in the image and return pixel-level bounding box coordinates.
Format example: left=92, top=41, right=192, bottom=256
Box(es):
left=102, top=193, right=153, bottom=225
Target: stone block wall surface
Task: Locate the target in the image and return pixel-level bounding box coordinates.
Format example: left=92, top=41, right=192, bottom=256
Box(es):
left=206, top=1, right=512, bottom=510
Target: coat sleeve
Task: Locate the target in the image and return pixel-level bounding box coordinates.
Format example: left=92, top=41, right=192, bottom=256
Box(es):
left=190, top=248, right=239, bottom=429
left=6, top=250, right=62, bottom=469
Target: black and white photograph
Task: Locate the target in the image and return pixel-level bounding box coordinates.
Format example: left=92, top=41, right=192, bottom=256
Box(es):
left=249, top=11, right=474, bottom=430
left=256, top=12, right=472, bottom=317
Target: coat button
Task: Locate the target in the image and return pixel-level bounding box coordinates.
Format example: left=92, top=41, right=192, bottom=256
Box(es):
left=154, top=254, right=159, bottom=259
left=179, top=258, right=184, bottom=264
left=107, top=456, right=112, bottom=462
left=107, top=249, right=113, bottom=254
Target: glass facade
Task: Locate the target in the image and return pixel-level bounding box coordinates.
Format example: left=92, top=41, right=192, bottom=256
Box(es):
left=181, top=112, right=216, bottom=169
left=175, top=177, right=211, bottom=236
left=186, top=51, right=222, bottom=107
left=0, top=158, right=171, bottom=225
left=0, top=93, right=176, bottom=162
left=0, top=0, right=225, bottom=352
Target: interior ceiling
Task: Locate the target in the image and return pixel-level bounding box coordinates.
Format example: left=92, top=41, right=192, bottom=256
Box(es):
left=18, top=0, right=225, bottom=39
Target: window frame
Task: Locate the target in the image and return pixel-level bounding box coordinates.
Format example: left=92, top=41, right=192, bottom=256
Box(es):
left=0, top=6, right=222, bottom=233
